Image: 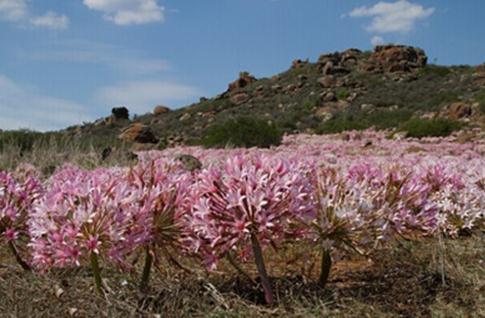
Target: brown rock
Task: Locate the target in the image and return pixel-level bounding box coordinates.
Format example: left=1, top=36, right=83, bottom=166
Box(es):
left=119, top=123, right=158, bottom=144
left=318, top=75, right=335, bottom=88
left=228, top=72, right=257, bottom=92
left=230, top=92, right=250, bottom=105
left=447, top=102, right=472, bottom=119
left=153, top=105, right=170, bottom=115
left=291, top=59, right=308, bottom=69
left=320, top=91, right=337, bottom=102
left=370, top=45, right=427, bottom=73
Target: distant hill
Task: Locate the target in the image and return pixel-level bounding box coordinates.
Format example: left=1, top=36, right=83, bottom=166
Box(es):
left=62, top=44, right=485, bottom=147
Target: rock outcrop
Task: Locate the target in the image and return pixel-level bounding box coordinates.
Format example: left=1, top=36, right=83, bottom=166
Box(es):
left=119, top=123, right=158, bottom=144
left=153, top=105, right=171, bottom=115
left=227, top=72, right=257, bottom=92
left=365, top=45, right=427, bottom=73
left=111, top=107, right=129, bottom=120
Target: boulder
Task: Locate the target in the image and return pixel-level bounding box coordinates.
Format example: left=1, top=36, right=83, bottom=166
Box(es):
left=175, top=154, right=202, bottom=172
left=228, top=72, right=257, bottom=92
left=320, top=91, right=337, bottom=102
left=230, top=92, right=250, bottom=105
left=447, top=102, right=472, bottom=119
left=111, top=107, right=129, bottom=120
left=370, top=45, right=427, bottom=73
left=318, top=75, right=335, bottom=88
left=291, top=59, right=308, bottom=69
left=119, top=123, right=158, bottom=144
left=153, top=105, right=171, bottom=115
left=179, top=112, right=192, bottom=121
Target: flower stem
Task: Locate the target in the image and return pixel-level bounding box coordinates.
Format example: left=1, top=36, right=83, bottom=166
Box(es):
left=139, top=246, right=153, bottom=293
left=227, top=252, right=257, bottom=285
left=8, top=241, right=31, bottom=271
left=318, top=248, right=332, bottom=288
left=90, top=252, right=103, bottom=294
left=250, top=232, right=274, bottom=305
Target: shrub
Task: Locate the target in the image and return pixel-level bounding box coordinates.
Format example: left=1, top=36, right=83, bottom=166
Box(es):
left=474, top=90, right=485, bottom=114
left=367, top=109, right=413, bottom=129
left=315, top=110, right=413, bottom=134
left=336, top=88, right=350, bottom=100
left=315, top=114, right=368, bottom=134
left=201, top=117, right=282, bottom=148
left=399, top=118, right=462, bottom=138
left=419, top=65, right=452, bottom=78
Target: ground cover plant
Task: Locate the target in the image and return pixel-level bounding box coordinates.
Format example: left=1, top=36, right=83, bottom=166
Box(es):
left=0, top=130, right=484, bottom=317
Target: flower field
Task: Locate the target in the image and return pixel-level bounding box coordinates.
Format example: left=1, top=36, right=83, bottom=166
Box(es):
left=1, top=130, right=484, bottom=317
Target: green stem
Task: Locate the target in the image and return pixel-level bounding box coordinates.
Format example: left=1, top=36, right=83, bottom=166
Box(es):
left=139, top=246, right=153, bottom=293
left=318, top=248, right=332, bottom=288
left=250, top=232, right=274, bottom=305
left=8, top=241, right=31, bottom=271
left=90, top=253, right=103, bottom=294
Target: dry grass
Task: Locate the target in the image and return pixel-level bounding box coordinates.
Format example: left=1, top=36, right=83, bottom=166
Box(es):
left=0, top=140, right=136, bottom=176
left=0, top=234, right=483, bottom=318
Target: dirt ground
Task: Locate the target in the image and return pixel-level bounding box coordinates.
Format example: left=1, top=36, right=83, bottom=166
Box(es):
left=0, top=235, right=484, bottom=318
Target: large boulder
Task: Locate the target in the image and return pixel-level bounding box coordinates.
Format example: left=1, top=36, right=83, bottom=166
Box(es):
left=291, top=59, right=309, bottom=69
left=446, top=102, right=473, bottom=120
left=153, top=105, right=171, bottom=115
left=119, top=123, right=158, bottom=144
left=228, top=72, right=257, bottom=92
left=111, top=107, right=129, bottom=120
left=368, top=45, right=427, bottom=73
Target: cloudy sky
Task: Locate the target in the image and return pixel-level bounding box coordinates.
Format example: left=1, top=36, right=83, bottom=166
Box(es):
left=0, top=0, right=484, bottom=131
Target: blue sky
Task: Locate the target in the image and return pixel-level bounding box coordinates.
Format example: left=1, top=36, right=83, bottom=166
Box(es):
left=0, top=0, right=484, bottom=131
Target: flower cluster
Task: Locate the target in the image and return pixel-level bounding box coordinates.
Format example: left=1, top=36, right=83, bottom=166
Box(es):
left=29, top=166, right=151, bottom=269
left=0, top=170, right=42, bottom=243
left=0, top=131, right=483, bottom=301
left=186, top=154, right=314, bottom=269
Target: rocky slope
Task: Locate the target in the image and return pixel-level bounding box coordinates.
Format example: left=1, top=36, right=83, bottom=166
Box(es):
left=63, top=45, right=485, bottom=147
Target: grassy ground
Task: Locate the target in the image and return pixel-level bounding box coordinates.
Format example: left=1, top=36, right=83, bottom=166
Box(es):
left=1, top=234, right=483, bottom=318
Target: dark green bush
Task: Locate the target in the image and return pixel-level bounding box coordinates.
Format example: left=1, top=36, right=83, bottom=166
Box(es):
left=201, top=117, right=282, bottom=148
left=367, top=109, right=413, bottom=129
left=399, top=118, right=462, bottom=138
left=315, top=109, right=413, bottom=134
left=419, top=65, right=452, bottom=77
left=315, top=115, right=368, bottom=134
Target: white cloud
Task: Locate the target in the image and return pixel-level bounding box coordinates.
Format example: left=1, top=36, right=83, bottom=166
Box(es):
left=95, top=81, right=202, bottom=114
left=30, top=11, right=69, bottom=30
left=0, top=74, right=91, bottom=131
left=0, top=0, right=28, bottom=21
left=0, top=0, right=69, bottom=30
left=348, top=0, right=434, bottom=33
left=26, top=39, right=170, bottom=75
left=83, top=0, right=164, bottom=25
left=371, top=35, right=385, bottom=46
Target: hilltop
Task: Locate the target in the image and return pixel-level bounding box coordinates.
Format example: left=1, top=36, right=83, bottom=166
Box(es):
left=11, top=45, right=485, bottom=149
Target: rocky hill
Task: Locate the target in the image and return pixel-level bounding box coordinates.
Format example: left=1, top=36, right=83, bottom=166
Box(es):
left=63, top=45, right=485, bottom=147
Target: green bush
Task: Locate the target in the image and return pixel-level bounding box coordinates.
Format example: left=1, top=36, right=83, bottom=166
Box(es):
left=399, top=118, right=462, bottom=138
left=201, top=117, right=282, bottom=148
left=474, top=90, right=485, bottom=114
left=419, top=65, right=452, bottom=77
left=315, top=115, right=368, bottom=134
left=336, top=88, right=350, bottom=100
left=315, top=109, right=413, bottom=134
left=367, top=109, right=413, bottom=129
